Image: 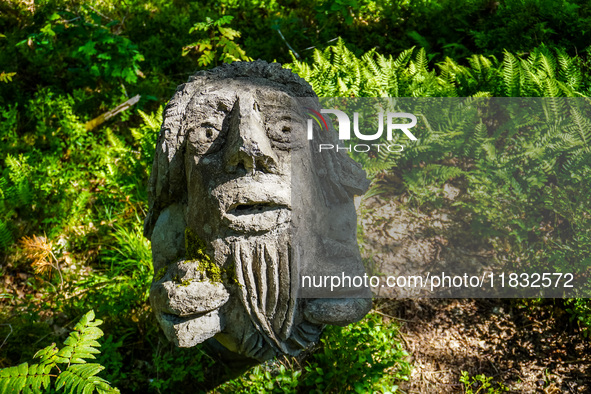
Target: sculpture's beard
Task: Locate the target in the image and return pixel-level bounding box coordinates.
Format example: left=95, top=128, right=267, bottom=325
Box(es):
left=227, top=231, right=322, bottom=360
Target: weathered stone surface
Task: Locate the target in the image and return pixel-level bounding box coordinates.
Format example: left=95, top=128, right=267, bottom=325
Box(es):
left=151, top=260, right=230, bottom=317
left=150, top=203, right=185, bottom=274
left=156, top=309, right=225, bottom=348
left=145, top=60, right=371, bottom=362
left=304, top=298, right=372, bottom=327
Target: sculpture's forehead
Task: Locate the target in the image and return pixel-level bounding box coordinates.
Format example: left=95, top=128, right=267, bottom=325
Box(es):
left=194, top=78, right=302, bottom=108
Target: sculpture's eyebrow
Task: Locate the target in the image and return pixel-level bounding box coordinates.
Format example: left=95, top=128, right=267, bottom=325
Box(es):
left=197, top=92, right=234, bottom=110
left=269, top=111, right=305, bottom=124
left=200, top=121, right=220, bottom=129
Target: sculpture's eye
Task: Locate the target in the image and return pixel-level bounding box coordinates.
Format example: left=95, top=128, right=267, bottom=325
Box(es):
left=272, top=125, right=291, bottom=142
left=188, top=122, right=224, bottom=155
left=199, top=123, right=220, bottom=142
left=267, top=117, right=292, bottom=149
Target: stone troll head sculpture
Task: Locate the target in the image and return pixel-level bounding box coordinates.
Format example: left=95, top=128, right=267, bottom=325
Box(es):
left=144, top=60, right=371, bottom=362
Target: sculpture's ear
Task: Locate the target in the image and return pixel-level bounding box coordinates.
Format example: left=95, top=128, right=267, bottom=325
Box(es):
left=144, top=79, right=206, bottom=239
left=335, top=155, right=371, bottom=197
left=305, top=104, right=371, bottom=205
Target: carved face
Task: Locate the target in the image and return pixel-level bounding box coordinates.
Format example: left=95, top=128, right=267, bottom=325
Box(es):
left=145, top=62, right=371, bottom=361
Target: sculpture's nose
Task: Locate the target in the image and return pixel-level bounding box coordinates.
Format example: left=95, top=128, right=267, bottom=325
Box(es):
left=223, top=96, right=278, bottom=174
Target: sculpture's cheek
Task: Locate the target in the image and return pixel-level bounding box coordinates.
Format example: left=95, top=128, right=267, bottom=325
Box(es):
left=150, top=204, right=186, bottom=273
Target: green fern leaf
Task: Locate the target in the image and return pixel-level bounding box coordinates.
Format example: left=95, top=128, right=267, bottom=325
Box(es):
left=503, top=51, right=520, bottom=96
left=56, top=364, right=113, bottom=394
left=0, top=219, right=12, bottom=249
left=137, top=108, right=163, bottom=132
left=0, top=311, right=118, bottom=393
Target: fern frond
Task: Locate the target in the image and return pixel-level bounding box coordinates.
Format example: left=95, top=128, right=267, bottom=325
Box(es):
left=55, top=364, right=114, bottom=394
left=415, top=48, right=428, bottom=74
left=137, top=106, right=163, bottom=132
left=503, top=51, right=520, bottom=96
left=556, top=48, right=582, bottom=94
left=56, top=311, right=103, bottom=365
left=569, top=106, right=591, bottom=149
left=0, top=219, right=12, bottom=249
left=390, top=47, right=414, bottom=70
left=0, top=311, right=118, bottom=394
left=0, top=347, right=56, bottom=394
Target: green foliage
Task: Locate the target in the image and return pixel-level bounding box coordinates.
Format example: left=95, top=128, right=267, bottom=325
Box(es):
left=315, top=0, right=365, bottom=25
left=2, top=0, right=591, bottom=391
left=0, top=98, right=159, bottom=388
left=0, top=71, right=16, bottom=83
left=0, top=310, right=119, bottom=394
left=566, top=299, right=591, bottom=338
left=303, top=314, right=410, bottom=393
left=184, top=227, right=222, bottom=283
left=148, top=345, right=210, bottom=392
left=0, top=90, right=159, bottom=248
left=219, top=363, right=300, bottom=393
left=1, top=6, right=143, bottom=112
left=0, top=219, right=12, bottom=250
left=290, top=42, right=591, bottom=291
left=0, top=153, right=34, bottom=247
left=182, top=15, right=252, bottom=67
left=218, top=314, right=411, bottom=393
left=288, top=39, right=589, bottom=98
left=88, top=217, right=154, bottom=313
left=460, top=371, right=508, bottom=394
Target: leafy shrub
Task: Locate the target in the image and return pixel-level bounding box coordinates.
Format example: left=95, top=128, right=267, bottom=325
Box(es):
left=182, top=15, right=252, bottom=67
left=218, top=363, right=300, bottom=393
left=460, top=371, right=508, bottom=394
left=0, top=310, right=119, bottom=393
left=218, top=314, right=411, bottom=393
left=17, top=8, right=144, bottom=86
left=303, top=313, right=410, bottom=393
left=566, top=299, right=591, bottom=338
left=288, top=38, right=589, bottom=98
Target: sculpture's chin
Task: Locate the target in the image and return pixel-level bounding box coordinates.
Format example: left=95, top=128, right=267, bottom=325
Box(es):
left=157, top=309, right=224, bottom=348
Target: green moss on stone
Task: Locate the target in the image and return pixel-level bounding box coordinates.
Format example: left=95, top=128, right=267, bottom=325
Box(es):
left=185, top=227, right=222, bottom=283
left=154, top=266, right=168, bottom=282
left=185, top=227, right=209, bottom=261
left=223, top=260, right=239, bottom=285
left=180, top=279, right=192, bottom=287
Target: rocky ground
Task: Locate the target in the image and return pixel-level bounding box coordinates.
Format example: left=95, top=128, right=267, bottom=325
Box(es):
left=359, top=194, right=591, bottom=393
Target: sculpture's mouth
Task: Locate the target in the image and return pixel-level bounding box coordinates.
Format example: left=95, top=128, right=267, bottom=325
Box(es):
left=227, top=202, right=289, bottom=215
left=222, top=198, right=291, bottom=233
left=212, top=175, right=292, bottom=233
